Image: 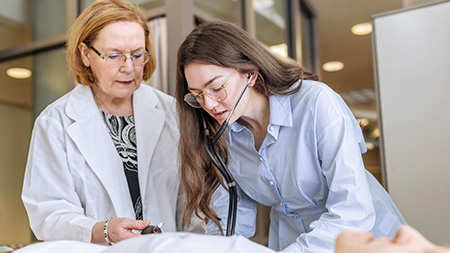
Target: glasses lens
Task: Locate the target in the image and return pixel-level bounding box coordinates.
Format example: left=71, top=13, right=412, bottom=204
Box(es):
left=207, top=85, right=227, bottom=102
left=107, top=52, right=150, bottom=66
left=184, top=94, right=202, bottom=108
left=132, top=52, right=150, bottom=65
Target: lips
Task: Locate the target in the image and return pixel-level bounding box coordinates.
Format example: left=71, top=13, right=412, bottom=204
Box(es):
left=213, top=110, right=228, bottom=120
left=117, top=80, right=134, bottom=85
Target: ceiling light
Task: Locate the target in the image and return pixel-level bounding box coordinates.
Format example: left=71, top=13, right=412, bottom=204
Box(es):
left=357, top=118, right=369, bottom=128
left=253, top=0, right=275, bottom=9
left=269, top=43, right=288, bottom=58
left=351, top=22, right=373, bottom=35
left=322, top=61, right=344, bottom=72
left=366, top=141, right=375, bottom=150
left=370, top=128, right=380, bottom=139
left=6, top=67, right=32, bottom=79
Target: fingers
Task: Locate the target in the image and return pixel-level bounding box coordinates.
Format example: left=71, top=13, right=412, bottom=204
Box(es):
left=132, top=219, right=151, bottom=230
left=337, top=231, right=374, bottom=244
left=393, top=225, right=413, bottom=244
left=106, top=218, right=151, bottom=243
left=335, top=231, right=374, bottom=252
left=393, top=225, right=440, bottom=251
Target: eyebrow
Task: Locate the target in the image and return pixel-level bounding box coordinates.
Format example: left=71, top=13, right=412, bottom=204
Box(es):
left=103, top=46, right=146, bottom=52
left=188, top=75, right=223, bottom=92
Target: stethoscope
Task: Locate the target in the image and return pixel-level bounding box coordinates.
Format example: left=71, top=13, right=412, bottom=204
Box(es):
left=202, top=72, right=255, bottom=236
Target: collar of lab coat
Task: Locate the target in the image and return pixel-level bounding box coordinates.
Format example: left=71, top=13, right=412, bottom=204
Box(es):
left=64, top=84, right=166, bottom=217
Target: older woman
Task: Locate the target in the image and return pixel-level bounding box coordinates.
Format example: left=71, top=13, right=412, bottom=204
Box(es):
left=21, top=0, right=201, bottom=245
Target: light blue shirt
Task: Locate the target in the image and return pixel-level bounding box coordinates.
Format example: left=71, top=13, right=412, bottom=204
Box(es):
left=206, top=80, right=406, bottom=252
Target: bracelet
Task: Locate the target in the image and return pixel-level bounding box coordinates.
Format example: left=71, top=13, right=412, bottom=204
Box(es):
left=103, top=217, right=114, bottom=245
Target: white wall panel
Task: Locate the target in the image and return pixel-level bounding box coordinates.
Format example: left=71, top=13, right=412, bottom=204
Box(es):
left=373, top=0, right=450, bottom=244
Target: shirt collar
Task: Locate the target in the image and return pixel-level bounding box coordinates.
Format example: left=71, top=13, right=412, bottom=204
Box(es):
left=268, top=95, right=293, bottom=128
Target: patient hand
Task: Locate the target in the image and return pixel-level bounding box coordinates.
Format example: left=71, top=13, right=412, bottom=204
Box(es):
left=393, top=226, right=450, bottom=253
left=335, top=225, right=450, bottom=253
left=336, top=230, right=406, bottom=253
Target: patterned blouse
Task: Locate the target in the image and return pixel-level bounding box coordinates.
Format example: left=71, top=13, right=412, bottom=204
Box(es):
left=100, top=110, right=142, bottom=220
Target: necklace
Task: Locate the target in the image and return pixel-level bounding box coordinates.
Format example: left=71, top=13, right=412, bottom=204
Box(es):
left=93, top=93, right=133, bottom=116
left=119, top=146, right=129, bottom=158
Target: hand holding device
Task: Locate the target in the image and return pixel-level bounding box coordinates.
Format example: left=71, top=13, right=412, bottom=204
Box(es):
left=141, top=222, right=164, bottom=234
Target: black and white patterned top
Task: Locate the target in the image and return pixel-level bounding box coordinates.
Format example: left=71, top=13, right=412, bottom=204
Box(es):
left=100, top=110, right=143, bottom=220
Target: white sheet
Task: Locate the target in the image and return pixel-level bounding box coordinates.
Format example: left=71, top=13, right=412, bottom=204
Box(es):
left=14, top=232, right=275, bottom=253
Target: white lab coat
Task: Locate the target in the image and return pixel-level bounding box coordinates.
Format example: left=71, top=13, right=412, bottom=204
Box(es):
left=22, top=84, right=200, bottom=242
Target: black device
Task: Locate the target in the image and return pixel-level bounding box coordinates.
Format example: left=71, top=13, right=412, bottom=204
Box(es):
left=141, top=222, right=164, bottom=234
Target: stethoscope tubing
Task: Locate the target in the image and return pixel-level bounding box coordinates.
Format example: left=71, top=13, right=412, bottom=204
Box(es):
left=202, top=73, right=255, bottom=236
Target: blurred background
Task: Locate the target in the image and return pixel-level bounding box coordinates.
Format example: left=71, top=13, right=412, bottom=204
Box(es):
left=0, top=0, right=438, bottom=248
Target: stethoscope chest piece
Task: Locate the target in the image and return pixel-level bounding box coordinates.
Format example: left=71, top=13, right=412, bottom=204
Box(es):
left=141, top=222, right=164, bottom=234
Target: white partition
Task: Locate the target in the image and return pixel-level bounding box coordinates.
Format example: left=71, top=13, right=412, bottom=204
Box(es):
left=373, top=0, right=450, bottom=245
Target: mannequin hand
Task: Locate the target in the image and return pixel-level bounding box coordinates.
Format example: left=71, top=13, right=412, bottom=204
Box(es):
left=393, top=225, right=450, bottom=253
left=335, top=225, right=450, bottom=253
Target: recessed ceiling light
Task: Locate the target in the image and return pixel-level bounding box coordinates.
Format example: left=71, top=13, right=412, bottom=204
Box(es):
left=357, top=118, right=370, bottom=128
left=269, top=43, right=288, bottom=58
left=253, top=0, right=275, bottom=9
left=6, top=67, right=32, bottom=79
left=351, top=22, right=373, bottom=35
left=322, top=61, right=344, bottom=72
left=366, top=141, right=375, bottom=150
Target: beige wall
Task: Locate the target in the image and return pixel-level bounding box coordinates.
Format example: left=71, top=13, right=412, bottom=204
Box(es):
left=0, top=9, right=34, bottom=245
left=0, top=104, right=33, bottom=243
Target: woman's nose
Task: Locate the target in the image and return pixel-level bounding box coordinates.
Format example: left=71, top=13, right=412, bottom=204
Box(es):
left=202, top=95, right=219, bottom=110
left=120, top=56, right=135, bottom=72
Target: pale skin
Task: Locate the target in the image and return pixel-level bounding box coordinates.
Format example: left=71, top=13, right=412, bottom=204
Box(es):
left=79, top=21, right=145, bottom=116
left=79, top=21, right=151, bottom=243
left=184, top=63, right=270, bottom=151
left=335, top=225, right=450, bottom=253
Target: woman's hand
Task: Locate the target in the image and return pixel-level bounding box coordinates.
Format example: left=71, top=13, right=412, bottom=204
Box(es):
left=91, top=217, right=150, bottom=244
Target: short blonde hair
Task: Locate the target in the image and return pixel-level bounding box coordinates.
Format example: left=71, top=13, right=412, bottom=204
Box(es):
left=66, top=0, right=156, bottom=86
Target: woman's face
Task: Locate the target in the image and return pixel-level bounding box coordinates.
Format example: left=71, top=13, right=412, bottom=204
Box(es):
left=184, top=63, right=253, bottom=125
left=80, top=21, right=145, bottom=102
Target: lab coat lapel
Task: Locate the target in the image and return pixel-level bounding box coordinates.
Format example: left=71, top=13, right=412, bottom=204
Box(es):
left=65, top=85, right=135, bottom=217
left=133, top=85, right=165, bottom=198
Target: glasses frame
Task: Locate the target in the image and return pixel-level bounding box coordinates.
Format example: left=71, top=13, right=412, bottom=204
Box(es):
left=184, top=68, right=240, bottom=108
left=89, top=46, right=151, bottom=66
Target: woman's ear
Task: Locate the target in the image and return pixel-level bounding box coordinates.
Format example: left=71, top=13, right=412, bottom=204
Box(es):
left=78, top=42, right=91, bottom=67
left=248, top=72, right=257, bottom=87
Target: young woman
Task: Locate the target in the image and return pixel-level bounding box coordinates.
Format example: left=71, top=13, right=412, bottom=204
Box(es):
left=175, top=20, right=406, bottom=252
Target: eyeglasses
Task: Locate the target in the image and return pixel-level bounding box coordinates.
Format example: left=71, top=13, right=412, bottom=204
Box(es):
left=184, top=69, right=239, bottom=108
left=90, top=46, right=151, bottom=66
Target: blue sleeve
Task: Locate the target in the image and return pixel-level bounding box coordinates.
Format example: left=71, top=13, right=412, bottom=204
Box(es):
left=206, top=184, right=257, bottom=238
left=283, top=90, right=377, bottom=252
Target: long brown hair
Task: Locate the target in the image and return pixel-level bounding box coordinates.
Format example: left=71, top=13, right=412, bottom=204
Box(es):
left=175, top=20, right=318, bottom=232
left=66, top=0, right=156, bottom=86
